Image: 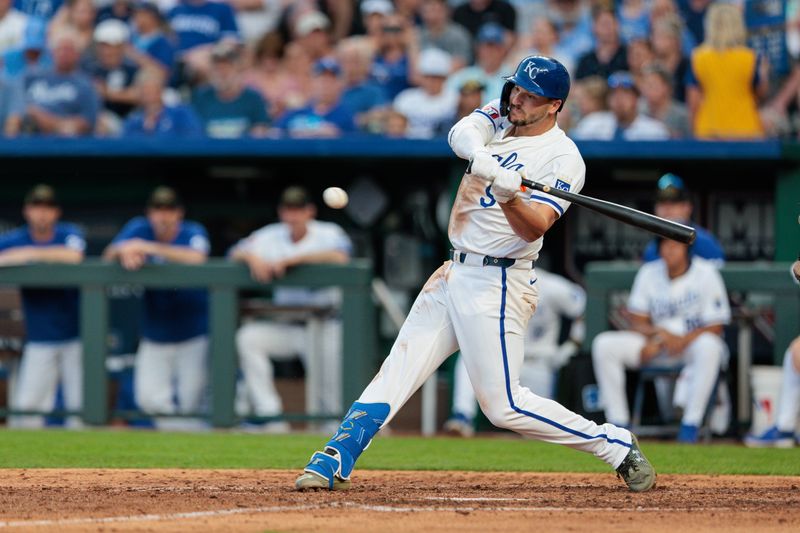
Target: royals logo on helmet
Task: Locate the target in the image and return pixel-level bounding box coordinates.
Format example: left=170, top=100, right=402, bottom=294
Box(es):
left=523, top=61, right=546, bottom=80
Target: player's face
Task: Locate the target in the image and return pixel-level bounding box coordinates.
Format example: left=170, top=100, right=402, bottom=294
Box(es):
left=654, top=200, right=692, bottom=222
left=147, top=207, right=183, bottom=238
left=507, top=85, right=560, bottom=128
left=278, top=205, right=315, bottom=229
left=23, top=204, right=60, bottom=232
left=658, top=239, right=689, bottom=270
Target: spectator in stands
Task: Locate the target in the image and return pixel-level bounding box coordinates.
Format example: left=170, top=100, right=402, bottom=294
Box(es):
left=626, top=37, right=654, bottom=85
left=131, top=2, right=176, bottom=78
left=452, top=0, right=517, bottom=38
left=592, top=236, right=731, bottom=443
left=447, top=22, right=509, bottom=104
left=275, top=57, right=355, bottom=138
left=231, top=185, right=351, bottom=432
left=651, top=14, right=689, bottom=102
left=513, top=16, right=574, bottom=76
left=0, top=0, right=28, bottom=53
left=191, top=40, right=270, bottom=138
left=230, top=0, right=282, bottom=45
left=745, top=335, right=800, bottom=448
left=639, top=64, right=690, bottom=138
left=382, top=108, right=408, bottom=137
left=84, top=19, right=140, bottom=136
left=571, top=71, right=669, bottom=140
left=103, top=186, right=210, bottom=430
left=454, top=78, right=485, bottom=121
left=242, top=33, right=286, bottom=118
left=677, top=0, right=712, bottom=48
left=48, top=0, right=95, bottom=53
left=337, top=36, right=387, bottom=131
left=293, top=10, right=334, bottom=63
left=687, top=2, right=768, bottom=140
left=0, top=76, right=23, bottom=136
left=96, top=0, right=135, bottom=25
left=122, top=68, right=203, bottom=136
left=575, top=4, right=628, bottom=80
left=359, top=0, right=393, bottom=49
left=393, top=47, right=457, bottom=139
left=617, top=0, right=650, bottom=44
left=168, top=0, right=239, bottom=85
left=267, top=40, right=314, bottom=119
left=20, top=30, right=99, bottom=136
left=370, top=12, right=414, bottom=100
left=0, top=184, right=85, bottom=429
left=418, top=0, right=472, bottom=71
left=567, top=74, right=608, bottom=124
left=547, top=0, right=593, bottom=66
left=641, top=173, right=725, bottom=265
left=14, top=0, right=62, bottom=21
left=2, top=16, right=50, bottom=80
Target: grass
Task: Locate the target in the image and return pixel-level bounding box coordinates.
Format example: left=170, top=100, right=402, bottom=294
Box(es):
left=0, top=429, right=798, bottom=475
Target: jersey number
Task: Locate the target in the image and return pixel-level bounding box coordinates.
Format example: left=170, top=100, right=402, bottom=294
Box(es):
left=479, top=185, right=496, bottom=208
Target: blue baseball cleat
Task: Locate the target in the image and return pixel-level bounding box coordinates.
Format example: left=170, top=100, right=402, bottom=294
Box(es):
left=743, top=426, right=796, bottom=448
left=295, top=447, right=352, bottom=491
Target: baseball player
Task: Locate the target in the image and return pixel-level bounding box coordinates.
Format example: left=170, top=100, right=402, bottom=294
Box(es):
left=0, top=185, right=85, bottom=428
left=103, top=186, right=210, bottom=430
left=444, top=268, right=586, bottom=437
left=296, top=55, right=656, bottom=493
left=744, top=263, right=800, bottom=447
left=230, top=186, right=352, bottom=432
left=592, top=237, right=731, bottom=444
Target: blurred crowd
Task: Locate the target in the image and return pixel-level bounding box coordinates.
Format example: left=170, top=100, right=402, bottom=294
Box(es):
left=0, top=0, right=799, bottom=140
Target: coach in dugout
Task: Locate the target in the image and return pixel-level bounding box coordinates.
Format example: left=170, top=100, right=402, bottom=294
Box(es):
left=0, top=184, right=86, bottom=428
left=103, top=186, right=210, bottom=430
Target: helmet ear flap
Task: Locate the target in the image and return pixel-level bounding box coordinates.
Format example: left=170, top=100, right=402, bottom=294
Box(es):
left=499, top=81, right=514, bottom=116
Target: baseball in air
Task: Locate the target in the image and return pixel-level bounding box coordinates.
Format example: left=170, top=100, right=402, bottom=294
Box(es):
left=323, top=187, right=349, bottom=209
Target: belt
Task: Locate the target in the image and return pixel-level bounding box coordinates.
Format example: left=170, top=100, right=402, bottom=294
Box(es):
left=450, top=249, right=534, bottom=270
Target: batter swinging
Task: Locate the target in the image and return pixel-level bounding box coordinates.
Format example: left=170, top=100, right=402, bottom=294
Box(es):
left=295, top=56, right=656, bottom=493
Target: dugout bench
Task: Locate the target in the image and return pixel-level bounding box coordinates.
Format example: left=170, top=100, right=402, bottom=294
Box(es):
left=584, top=261, right=800, bottom=428
left=0, top=259, right=377, bottom=427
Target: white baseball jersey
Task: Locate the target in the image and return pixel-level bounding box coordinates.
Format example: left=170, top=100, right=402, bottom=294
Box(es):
left=231, top=220, right=352, bottom=306
left=627, top=257, right=731, bottom=335
left=448, top=99, right=586, bottom=260
left=526, top=269, right=585, bottom=359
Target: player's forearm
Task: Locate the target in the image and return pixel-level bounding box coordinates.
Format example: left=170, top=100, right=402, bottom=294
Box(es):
left=149, top=244, right=207, bottom=264
left=499, top=196, right=551, bottom=242
left=0, top=246, right=83, bottom=265
left=448, top=116, right=492, bottom=160
left=282, top=250, right=349, bottom=268
left=681, top=324, right=724, bottom=345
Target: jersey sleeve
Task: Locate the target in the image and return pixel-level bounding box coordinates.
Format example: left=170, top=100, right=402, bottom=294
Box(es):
left=447, top=98, right=503, bottom=160
left=0, top=229, right=25, bottom=252
left=626, top=266, right=652, bottom=317
left=327, top=224, right=353, bottom=255
left=62, top=225, right=86, bottom=253
left=111, top=218, right=147, bottom=244
left=698, top=267, right=731, bottom=327
left=186, top=224, right=210, bottom=254
left=528, top=152, right=586, bottom=218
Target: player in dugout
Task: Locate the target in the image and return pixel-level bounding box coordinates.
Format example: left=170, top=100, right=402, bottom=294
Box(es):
left=294, top=55, right=656, bottom=494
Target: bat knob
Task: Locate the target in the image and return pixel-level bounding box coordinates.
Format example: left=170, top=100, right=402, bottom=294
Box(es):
left=542, top=185, right=551, bottom=193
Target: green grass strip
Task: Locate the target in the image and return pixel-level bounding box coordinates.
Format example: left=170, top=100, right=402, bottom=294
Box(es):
left=0, top=430, right=798, bottom=475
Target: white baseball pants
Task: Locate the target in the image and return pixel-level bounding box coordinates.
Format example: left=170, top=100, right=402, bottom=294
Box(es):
left=360, top=260, right=632, bottom=469
left=777, top=339, right=800, bottom=433
left=134, top=335, right=208, bottom=429
left=235, top=319, right=341, bottom=417
left=591, top=330, right=726, bottom=427
left=452, top=354, right=555, bottom=420
left=9, top=339, right=82, bottom=429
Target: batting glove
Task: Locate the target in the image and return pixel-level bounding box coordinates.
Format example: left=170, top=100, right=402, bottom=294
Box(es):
left=468, top=150, right=498, bottom=180
left=490, top=166, right=522, bottom=203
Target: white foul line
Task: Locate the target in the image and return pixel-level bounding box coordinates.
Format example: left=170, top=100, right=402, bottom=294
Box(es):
left=0, top=502, right=742, bottom=528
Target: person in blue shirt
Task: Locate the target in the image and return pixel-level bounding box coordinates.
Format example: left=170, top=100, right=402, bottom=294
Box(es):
left=337, top=36, right=387, bottom=131
left=276, top=58, right=355, bottom=138
left=13, top=0, right=61, bottom=20
left=2, top=16, right=52, bottom=80
left=123, top=67, right=203, bottom=137
left=642, top=173, right=725, bottom=266
left=20, top=30, right=99, bottom=136
left=102, top=186, right=210, bottom=430
left=131, top=2, right=175, bottom=77
left=191, top=40, right=269, bottom=138
left=0, top=184, right=85, bottom=428
left=369, top=13, right=411, bottom=100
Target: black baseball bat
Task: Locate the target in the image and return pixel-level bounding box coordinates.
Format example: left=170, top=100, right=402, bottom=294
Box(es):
left=521, top=178, right=697, bottom=244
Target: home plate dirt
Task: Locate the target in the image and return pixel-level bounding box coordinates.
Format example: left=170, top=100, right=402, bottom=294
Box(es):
left=0, top=470, right=798, bottom=532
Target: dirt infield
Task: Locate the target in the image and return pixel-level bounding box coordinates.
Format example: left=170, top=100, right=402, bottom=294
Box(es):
left=0, top=469, right=798, bottom=532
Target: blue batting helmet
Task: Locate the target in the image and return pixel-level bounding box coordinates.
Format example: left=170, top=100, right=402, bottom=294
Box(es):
left=500, top=55, right=571, bottom=116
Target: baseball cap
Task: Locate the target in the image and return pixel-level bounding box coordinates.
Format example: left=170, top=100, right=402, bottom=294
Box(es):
left=361, top=0, right=393, bottom=16
left=211, top=39, right=242, bottom=62
left=607, top=71, right=637, bottom=92
left=295, top=11, right=330, bottom=37
left=93, top=19, right=130, bottom=45
left=418, top=48, right=451, bottom=77
left=655, top=173, right=689, bottom=202
left=313, top=57, right=341, bottom=76
left=22, top=17, right=47, bottom=51
left=24, top=184, right=59, bottom=207
left=147, top=186, right=183, bottom=209
left=477, top=22, right=506, bottom=45
left=280, top=186, right=311, bottom=208
left=459, top=78, right=486, bottom=94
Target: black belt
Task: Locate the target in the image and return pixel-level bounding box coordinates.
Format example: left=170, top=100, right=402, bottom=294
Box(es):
left=450, top=249, right=534, bottom=269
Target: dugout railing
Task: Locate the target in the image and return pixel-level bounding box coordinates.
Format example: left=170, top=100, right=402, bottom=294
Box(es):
left=583, top=261, right=799, bottom=427
left=0, top=259, right=376, bottom=427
